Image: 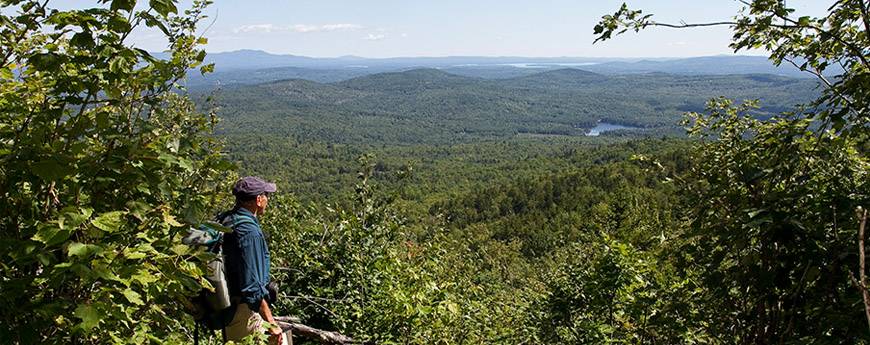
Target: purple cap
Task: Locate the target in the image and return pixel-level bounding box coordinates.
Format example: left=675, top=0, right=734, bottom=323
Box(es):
left=232, top=176, right=277, bottom=199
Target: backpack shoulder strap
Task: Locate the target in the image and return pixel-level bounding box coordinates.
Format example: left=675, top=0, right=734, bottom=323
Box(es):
left=222, top=213, right=256, bottom=229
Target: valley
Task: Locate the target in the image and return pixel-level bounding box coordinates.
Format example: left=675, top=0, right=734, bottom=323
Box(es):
left=210, top=67, right=819, bottom=204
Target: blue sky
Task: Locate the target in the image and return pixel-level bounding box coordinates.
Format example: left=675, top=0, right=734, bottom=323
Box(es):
left=122, top=0, right=829, bottom=58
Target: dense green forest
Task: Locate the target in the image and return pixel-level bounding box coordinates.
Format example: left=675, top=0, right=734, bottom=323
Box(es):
left=1, top=0, right=868, bottom=344
left=211, top=68, right=818, bottom=144
left=212, top=67, right=820, bottom=205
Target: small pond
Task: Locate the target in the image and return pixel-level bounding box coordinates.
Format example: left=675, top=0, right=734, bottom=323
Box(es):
left=585, top=122, right=640, bottom=136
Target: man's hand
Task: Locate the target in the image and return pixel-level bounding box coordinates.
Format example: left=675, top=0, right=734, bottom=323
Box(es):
left=268, top=327, right=284, bottom=345
left=260, top=299, right=284, bottom=344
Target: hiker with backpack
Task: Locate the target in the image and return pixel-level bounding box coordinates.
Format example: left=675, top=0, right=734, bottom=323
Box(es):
left=217, top=176, right=288, bottom=345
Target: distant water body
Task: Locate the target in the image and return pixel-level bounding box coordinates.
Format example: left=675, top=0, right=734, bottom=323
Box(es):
left=586, top=122, right=639, bottom=136
left=451, top=62, right=600, bottom=69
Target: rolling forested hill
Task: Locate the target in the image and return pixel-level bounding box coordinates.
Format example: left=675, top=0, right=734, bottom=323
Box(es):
left=213, top=68, right=819, bottom=145
left=209, top=68, right=820, bottom=203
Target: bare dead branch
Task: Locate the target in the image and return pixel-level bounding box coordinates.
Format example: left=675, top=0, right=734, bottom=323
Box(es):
left=858, top=207, right=869, bottom=331
left=650, top=21, right=738, bottom=29
left=274, top=317, right=359, bottom=345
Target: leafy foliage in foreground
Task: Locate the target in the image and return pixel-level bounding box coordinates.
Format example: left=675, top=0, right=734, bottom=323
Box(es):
left=678, top=99, right=869, bottom=342
left=0, top=1, right=232, bottom=343
left=593, top=0, right=870, bottom=342
left=264, top=160, right=473, bottom=344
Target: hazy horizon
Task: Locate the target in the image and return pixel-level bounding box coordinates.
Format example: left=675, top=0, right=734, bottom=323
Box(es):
left=198, top=48, right=773, bottom=60
left=56, top=0, right=828, bottom=59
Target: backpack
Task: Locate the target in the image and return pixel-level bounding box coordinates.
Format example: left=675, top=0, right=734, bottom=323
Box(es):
left=182, top=214, right=257, bottom=341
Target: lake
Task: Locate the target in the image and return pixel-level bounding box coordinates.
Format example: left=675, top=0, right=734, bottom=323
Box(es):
left=451, top=62, right=600, bottom=69
left=585, top=122, right=639, bottom=136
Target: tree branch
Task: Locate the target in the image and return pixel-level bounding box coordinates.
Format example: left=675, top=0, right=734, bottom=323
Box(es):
left=858, top=207, right=869, bottom=331
left=655, top=1, right=870, bottom=69
left=766, top=8, right=870, bottom=70
left=782, top=57, right=860, bottom=118
left=858, top=0, right=870, bottom=46
left=274, top=316, right=359, bottom=345
left=649, top=21, right=738, bottom=29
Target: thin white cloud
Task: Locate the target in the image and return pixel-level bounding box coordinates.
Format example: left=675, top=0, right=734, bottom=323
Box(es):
left=233, top=23, right=363, bottom=34
left=363, top=33, right=386, bottom=41
left=293, top=24, right=363, bottom=33
left=234, top=24, right=281, bottom=34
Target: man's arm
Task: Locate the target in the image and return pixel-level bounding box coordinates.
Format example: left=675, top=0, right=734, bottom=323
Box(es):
left=237, top=223, right=270, bottom=311
left=259, top=298, right=277, bottom=325
left=259, top=298, right=284, bottom=343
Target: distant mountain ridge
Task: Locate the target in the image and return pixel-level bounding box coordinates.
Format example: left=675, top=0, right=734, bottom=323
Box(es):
left=338, top=68, right=478, bottom=91
left=504, top=69, right=607, bottom=87
left=176, top=50, right=828, bottom=90
left=191, top=50, right=809, bottom=75
left=193, top=49, right=622, bottom=70
left=589, top=56, right=829, bottom=76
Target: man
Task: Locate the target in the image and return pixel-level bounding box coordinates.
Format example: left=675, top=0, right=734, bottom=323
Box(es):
left=220, top=176, right=288, bottom=345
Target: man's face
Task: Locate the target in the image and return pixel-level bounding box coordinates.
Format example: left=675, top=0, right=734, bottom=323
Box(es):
left=255, top=193, right=269, bottom=215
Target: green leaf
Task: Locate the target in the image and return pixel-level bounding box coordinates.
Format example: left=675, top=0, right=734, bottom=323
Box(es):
left=446, top=302, right=460, bottom=315
left=31, top=159, right=73, bottom=181
left=171, top=244, right=190, bottom=255
left=59, top=207, right=93, bottom=230
left=199, top=63, right=215, bottom=75
left=123, top=248, right=148, bottom=260
left=29, top=53, right=63, bottom=71
left=746, top=208, right=766, bottom=219
left=32, top=224, right=60, bottom=244
left=92, top=263, right=122, bottom=283
left=798, top=16, right=810, bottom=27
left=0, top=66, right=12, bottom=79
left=68, top=242, right=103, bottom=258
left=132, top=270, right=160, bottom=286
left=163, top=213, right=183, bottom=227
left=139, top=12, right=170, bottom=36
left=92, top=211, right=126, bottom=232
left=70, top=32, right=95, bottom=49
left=122, top=288, right=145, bottom=305
left=32, top=224, right=72, bottom=246
left=109, top=56, right=130, bottom=74
left=74, top=304, right=102, bottom=331
left=149, top=0, right=178, bottom=16
left=110, top=0, right=136, bottom=11
left=107, top=14, right=132, bottom=32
